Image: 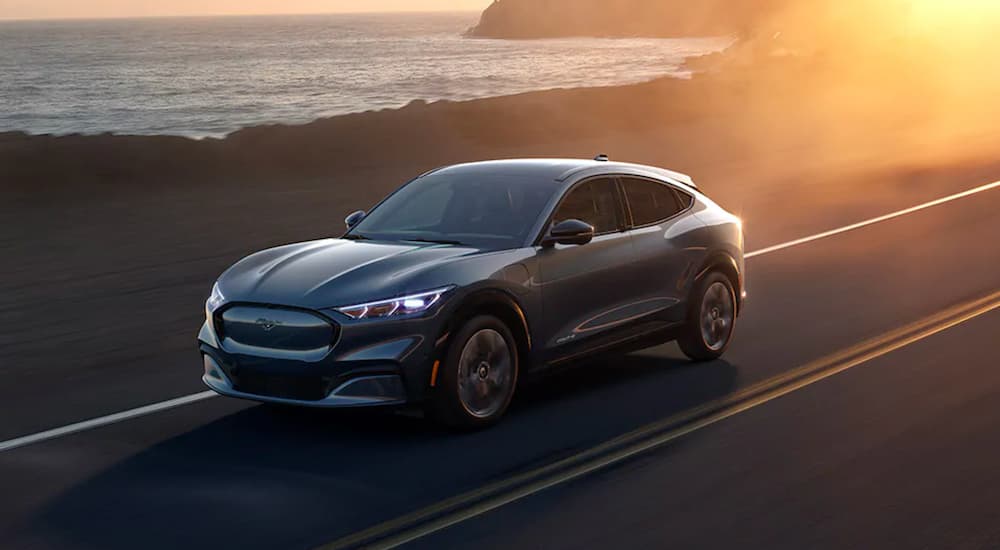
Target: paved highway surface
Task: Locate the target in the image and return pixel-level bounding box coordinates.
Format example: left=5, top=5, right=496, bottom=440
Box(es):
left=418, top=309, right=1000, bottom=549
left=1, top=181, right=998, bottom=549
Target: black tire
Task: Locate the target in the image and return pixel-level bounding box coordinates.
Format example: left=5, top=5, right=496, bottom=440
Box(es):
left=427, top=315, right=519, bottom=430
left=678, top=272, right=737, bottom=362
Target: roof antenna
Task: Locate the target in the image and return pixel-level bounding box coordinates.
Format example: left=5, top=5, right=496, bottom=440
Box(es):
left=594, top=154, right=609, bottom=162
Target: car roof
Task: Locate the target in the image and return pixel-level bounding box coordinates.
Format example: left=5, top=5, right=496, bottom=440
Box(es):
left=420, top=158, right=697, bottom=189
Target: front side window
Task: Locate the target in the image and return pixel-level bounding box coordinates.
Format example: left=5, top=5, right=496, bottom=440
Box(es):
left=348, top=172, right=557, bottom=250
left=552, top=178, right=621, bottom=234
left=621, top=177, right=685, bottom=226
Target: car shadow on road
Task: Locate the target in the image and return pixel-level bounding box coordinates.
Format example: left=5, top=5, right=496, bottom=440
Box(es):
left=21, top=347, right=740, bottom=550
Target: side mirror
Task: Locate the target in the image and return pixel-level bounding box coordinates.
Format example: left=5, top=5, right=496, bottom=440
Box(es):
left=543, top=219, right=595, bottom=247
left=344, top=210, right=366, bottom=229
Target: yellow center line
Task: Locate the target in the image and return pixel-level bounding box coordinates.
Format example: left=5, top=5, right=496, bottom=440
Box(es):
left=320, top=289, right=1000, bottom=550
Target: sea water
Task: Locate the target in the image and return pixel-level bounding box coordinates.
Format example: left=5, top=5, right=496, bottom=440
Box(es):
left=0, top=12, right=729, bottom=137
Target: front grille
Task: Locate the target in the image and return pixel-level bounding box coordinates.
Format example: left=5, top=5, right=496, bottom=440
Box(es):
left=219, top=305, right=336, bottom=351
left=233, top=371, right=331, bottom=401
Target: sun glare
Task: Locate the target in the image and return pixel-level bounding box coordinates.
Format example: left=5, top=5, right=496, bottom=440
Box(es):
left=908, top=0, right=1000, bottom=32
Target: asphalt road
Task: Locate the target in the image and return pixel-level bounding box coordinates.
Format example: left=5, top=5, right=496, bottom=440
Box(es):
left=417, top=307, right=1000, bottom=550
left=1, top=181, right=999, bottom=549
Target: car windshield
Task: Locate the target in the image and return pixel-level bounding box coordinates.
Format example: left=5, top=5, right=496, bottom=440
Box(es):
left=347, top=171, right=557, bottom=249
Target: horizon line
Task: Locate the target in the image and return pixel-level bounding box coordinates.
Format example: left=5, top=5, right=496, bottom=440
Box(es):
left=0, top=9, right=482, bottom=24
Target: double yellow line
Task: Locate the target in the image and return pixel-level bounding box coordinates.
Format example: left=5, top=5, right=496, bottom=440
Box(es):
left=320, top=289, right=1000, bottom=550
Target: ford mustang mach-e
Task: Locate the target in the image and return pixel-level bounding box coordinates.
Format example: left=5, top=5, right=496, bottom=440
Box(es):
left=199, top=157, right=745, bottom=428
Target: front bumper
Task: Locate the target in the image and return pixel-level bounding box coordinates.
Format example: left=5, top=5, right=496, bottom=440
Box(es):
left=202, top=355, right=406, bottom=407
left=198, top=303, right=446, bottom=408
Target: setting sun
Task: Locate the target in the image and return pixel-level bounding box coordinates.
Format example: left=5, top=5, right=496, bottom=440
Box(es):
left=901, top=0, right=1000, bottom=47
left=909, top=0, right=1000, bottom=24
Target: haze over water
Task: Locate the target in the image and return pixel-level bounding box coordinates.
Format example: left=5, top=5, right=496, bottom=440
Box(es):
left=0, top=12, right=728, bottom=138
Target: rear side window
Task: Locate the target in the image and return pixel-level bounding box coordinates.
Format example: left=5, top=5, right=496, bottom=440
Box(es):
left=621, top=177, right=686, bottom=226
left=674, top=189, right=694, bottom=209
left=553, top=177, right=621, bottom=234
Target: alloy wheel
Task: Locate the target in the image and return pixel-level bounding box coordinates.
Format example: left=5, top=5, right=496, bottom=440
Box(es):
left=700, top=281, right=735, bottom=352
left=456, top=328, right=514, bottom=418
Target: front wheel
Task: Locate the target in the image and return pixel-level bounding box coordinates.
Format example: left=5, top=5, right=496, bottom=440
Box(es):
left=678, top=272, right=737, bottom=362
left=427, top=315, right=519, bottom=429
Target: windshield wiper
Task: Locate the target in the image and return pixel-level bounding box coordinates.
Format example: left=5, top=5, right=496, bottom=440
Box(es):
left=343, top=233, right=371, bottom=241
left=406, top=237, right=466, bottom=246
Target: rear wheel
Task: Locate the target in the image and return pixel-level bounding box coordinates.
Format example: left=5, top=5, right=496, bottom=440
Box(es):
left=427, top=315, right=519, bottom=429
left=678, top=272, right=737, bottom=361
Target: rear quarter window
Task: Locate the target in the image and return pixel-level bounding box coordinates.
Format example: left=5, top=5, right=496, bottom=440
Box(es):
left=621, top=177, right=687, bottom=226
left=673, top=188, right=694, bottom=209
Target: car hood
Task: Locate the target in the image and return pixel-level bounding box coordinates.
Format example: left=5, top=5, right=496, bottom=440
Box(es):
left=218, top=239, right=480, bottom=309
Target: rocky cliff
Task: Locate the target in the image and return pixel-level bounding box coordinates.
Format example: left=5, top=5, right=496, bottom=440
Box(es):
left=468, top=0, right=790, bottom=39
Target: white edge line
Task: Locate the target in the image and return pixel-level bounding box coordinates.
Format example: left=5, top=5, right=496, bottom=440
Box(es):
left=0, top=391, right=217, bottom=453
left=745, top=180, right=1000, bottom=258
left=1, top=179, right=998, bottom=454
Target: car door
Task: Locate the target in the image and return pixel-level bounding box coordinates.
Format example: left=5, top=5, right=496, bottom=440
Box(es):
left=619, top=175, right=702, bottom=325
left=535, top=176, right=639, bottom=364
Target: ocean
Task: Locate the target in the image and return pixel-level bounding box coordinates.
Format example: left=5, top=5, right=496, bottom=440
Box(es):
left=0, top=12, right=729, bottom=138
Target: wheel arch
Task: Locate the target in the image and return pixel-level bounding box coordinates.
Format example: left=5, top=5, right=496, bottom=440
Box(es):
left=694, top=252, right=743, bottom=315
left=437, top=288, right=532, bottom=374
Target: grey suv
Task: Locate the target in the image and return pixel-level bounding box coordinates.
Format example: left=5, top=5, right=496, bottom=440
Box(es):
left=199, top=157, right=745, bottom=428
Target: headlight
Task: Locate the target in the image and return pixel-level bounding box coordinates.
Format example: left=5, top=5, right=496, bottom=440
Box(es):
left=206, top=282, right=226, bottom=313
left=335, top=286, right=453, bottom=320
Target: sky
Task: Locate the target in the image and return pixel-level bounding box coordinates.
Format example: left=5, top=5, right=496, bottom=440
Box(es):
left=0, top=0, right=493, bottom=21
